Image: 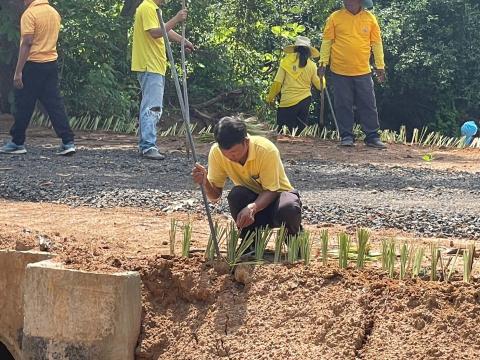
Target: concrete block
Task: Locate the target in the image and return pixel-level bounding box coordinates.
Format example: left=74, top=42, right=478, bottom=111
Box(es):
left=22, top=260, right=142, bottom=360
left=0, top=250, right=54, bottom=360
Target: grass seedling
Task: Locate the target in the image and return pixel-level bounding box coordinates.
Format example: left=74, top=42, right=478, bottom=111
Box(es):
left=412, top=247, right=425, bottom=278
left=205, top=222, right=226, bottom=261
left=169, top=218, right=177, bottom=256
left=399, top=242, right=413, bottom=280
left=381, top=239, right=396, bottom=278
left=338, top=233, right=351, bottom=269
left=255, top=227, right=272, bottom=262
left=299, top=231, right=313, bottom=266
left=287, top=234, right=300, bottom=264
left=181, top=220, right=192, bottom=257
left=463, top=242, right=476, bottom=283
left=430, top=242, right=439, bottom=281
left=356, top=228, right=370, bottom=269
left=445, top=249, right=460, bottom=283
left=226, top=222, right=256, bottom=269
left=274, top=224, right=287, bottom=264
left=320, top=229, right=329, bottom=266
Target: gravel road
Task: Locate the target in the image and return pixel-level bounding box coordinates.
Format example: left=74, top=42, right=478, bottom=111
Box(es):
left=1, top=144, right=479, bottom=239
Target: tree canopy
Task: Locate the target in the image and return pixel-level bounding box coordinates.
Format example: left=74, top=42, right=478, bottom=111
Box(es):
left=0, top=0, right=479, bottom=135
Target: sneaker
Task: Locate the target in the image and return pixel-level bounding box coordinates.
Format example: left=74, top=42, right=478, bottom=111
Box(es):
left=0, top=141, right=27, bottom=154
left=57, top=142, right=76, bottom=156
left=142, top=148, right=165, bottom=160
left=340, top=137, right=355, bottom=147
left=365, top=138, right=387, bottom=149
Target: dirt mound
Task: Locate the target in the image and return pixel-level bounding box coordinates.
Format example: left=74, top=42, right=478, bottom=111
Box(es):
left=131, top=256, right=480, bottom=360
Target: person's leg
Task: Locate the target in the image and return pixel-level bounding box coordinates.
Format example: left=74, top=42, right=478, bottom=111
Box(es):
left=9, top=62, right=42, bottom=146
left=277, top=106, right=296, bottom=133
left=227, top=186, right=273, bottom=238
left=271, top=190, right=302, bottom=236
left=37, top=61, right=75, bottom=145
left=294, top=96, right=312, bottom=132
left=137, top=72, right=165, bottom=154
left=331, top=72, right=355, bottom=141
left=354, top=74, right=381, bottom=142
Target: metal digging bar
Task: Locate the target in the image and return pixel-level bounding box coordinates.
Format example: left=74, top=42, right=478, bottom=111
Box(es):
left=156, top=7, right=221, bottom=258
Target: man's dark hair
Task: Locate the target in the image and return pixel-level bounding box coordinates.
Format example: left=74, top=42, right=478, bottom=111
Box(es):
left=295, top=46, right=311, bottom=68
left=214, top=117, right=247, bottom=149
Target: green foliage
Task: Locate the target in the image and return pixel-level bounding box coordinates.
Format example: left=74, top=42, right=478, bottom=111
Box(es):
left=2, top=0, right=479, bottom=136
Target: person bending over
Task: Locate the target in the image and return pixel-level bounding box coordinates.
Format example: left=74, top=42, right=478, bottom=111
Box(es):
left=191, top=117, right=302, bottom=239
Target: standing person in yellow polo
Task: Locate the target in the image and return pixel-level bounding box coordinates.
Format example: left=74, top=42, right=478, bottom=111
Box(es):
left=132, top=0, right=194, bottom=160
left=319, top=0, right=387, bottom=148
left=1, top=0, right=75, bottom=156
left=192, top=117, right=302, bottom=240
left=266, top=36, right=322, bottom=133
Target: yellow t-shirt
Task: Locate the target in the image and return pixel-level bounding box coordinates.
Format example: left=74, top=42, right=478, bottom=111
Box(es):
left=21, top=0, right=60, bottom=63
left=207, top=136, right=294, bottom=194
left=274, top=54, right=321, bottom=108
left=323, top=9, right=383, bottom=76
left=131, top=0, right=167, bottom=75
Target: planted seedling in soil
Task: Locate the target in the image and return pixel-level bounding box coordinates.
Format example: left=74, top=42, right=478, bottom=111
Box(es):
left=226, top=222, right=256, bottom=269
left=445, top=249, right=460, bottom=283
left=430, top=242, right=440, bottom=281
left=169, top=218, right=177, bottom=256
left=255, top=227, right=272, bottom=262
left=206, top=222, right=227, bottom=261
left=381, top=239, right=396, bottom=278
left=287, top=234, right=300, bottom=264
left=338, top=233, right=351, bottom=269
left=181, top=220, right=193, bottom=257
left=356, top=228, right=370, bottom=269
left=412, top=247, right=425, bottom=278
left=321, top=229, right=329, bottom=265
left=274, top=224, right=287, bottom=264
left=299, top=231, right=313, bottom=266
left=399, top=242, right=414, bottom=280
left=463, top=242, right=476, bottom=283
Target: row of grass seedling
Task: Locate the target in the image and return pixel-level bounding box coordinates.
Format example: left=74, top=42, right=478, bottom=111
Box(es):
left=31, top=110, right=480, bottom=149
left=167, top=219, right=477, bottom=283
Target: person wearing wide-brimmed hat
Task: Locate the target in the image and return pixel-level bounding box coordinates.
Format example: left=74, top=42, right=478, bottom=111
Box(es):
left=266, top=36, right=322, bottom=132
left=319, top=0, right=387, bottom=149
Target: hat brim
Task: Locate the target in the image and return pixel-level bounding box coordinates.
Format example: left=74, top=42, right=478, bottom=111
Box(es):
left=283, top=45, right=320, bottom=58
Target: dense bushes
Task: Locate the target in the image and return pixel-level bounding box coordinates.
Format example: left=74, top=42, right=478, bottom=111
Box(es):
left=0, top=0, right=479, bottom=135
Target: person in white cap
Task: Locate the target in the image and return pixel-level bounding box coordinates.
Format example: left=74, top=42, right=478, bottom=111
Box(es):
left=266, top=36, right=322, bottom=133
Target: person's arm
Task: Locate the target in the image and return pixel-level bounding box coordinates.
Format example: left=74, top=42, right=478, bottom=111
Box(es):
left=236, top=191, right=279, bottom=229
left=13, top=34, right=34, bottom=89
left=167, top=30, right=195, bottom=52
left=318, top=15, right=335, bottom=76
left=147, top=9, right=187, bottom=39
left=191, top=163, right=223, bottom=201
left=371, top=16, right=386, bottom=82
left=266, top=67, right=285, bottom=104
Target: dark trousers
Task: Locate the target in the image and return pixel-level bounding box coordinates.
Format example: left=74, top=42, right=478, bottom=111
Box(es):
left=227, top=186, right=302, bottom=238
left=330, top=72, right=380, bottom=141
left=11, top=61, right=74, bottom=145
left=277, top=96, right=311, bottom=133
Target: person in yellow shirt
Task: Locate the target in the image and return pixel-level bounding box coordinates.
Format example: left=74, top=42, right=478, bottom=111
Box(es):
left=192, top=117, right=302, bottom=240
left=319, top=0, right=387, bottom=148
left=1, top=0, right=75, bottom=156
left=131, top=0, right=194, bottom=160
left=267, top=36, right=321, bottom=133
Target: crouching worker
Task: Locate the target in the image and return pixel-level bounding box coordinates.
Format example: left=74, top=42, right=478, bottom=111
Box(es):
left=191, top=117, right=302, bottom=239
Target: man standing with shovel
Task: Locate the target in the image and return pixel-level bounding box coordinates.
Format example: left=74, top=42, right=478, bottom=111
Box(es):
left=319, top=0, right=387, bottom=148
left=131, top=0, right=194, bottom=160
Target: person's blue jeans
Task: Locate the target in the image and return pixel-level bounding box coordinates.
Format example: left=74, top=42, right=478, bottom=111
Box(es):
left=137, top=72, right=165, bottom=153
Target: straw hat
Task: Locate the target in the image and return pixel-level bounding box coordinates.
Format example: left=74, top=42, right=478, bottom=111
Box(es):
left=283, top=36, right=320, bottom=58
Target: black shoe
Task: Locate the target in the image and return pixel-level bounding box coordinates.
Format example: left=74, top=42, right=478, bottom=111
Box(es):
left=340, top=137, right=354, bottom=147
left=365, top=138, right=387, bottom=149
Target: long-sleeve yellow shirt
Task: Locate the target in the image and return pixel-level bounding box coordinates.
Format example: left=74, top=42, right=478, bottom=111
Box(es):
left=266, top=53, right=321, bottom=108
left=320, top=8, right=385, bottom=76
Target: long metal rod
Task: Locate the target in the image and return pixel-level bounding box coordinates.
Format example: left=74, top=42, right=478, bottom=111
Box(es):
left=156, top=8, right=221, bottom=258
left=325, top=86, right=340, bottom=137
left=181, top=0, right=190, bottom=158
